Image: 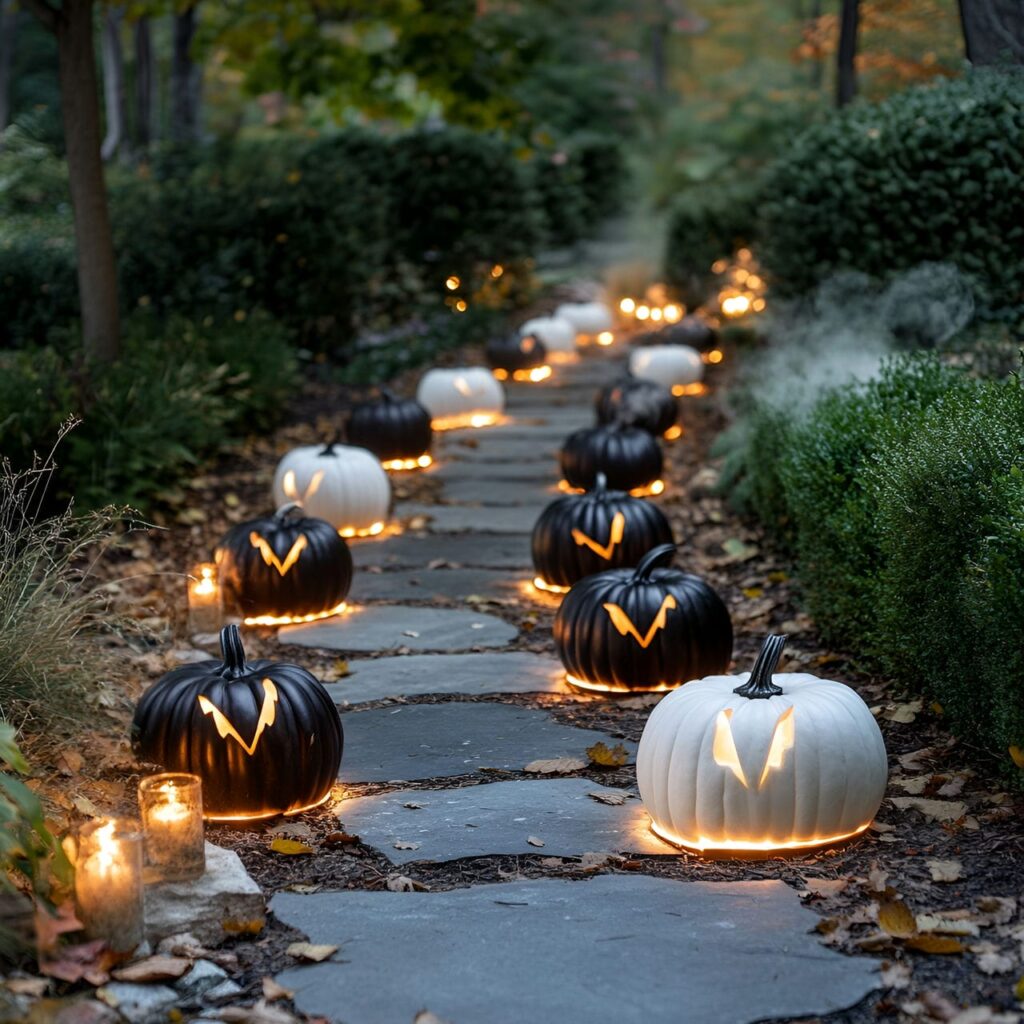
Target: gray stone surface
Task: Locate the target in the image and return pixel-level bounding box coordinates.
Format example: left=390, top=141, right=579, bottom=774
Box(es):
left=279, top=605, right=517, bottom=653
left=336, top=778, right=665, bottom=862
left=349, top=567, right=526, bottom=603
left=398, top=503, right=546, bottom=534
left=438, top=438, right=560, bottom=462
left=175, top=961, right=229, bottom=999
left=439, top=479, right=558, bottom=505
left=272, top=876, right=880, bottom=1024
left=326, top=652, right=567, bottom=704
left=433, top=460, right=559, bottom=483
left=144, top=842, right=265, bottom=947
left=338, top=702, right=633, bottom=783
left=351, top=532, right=531, bottom=569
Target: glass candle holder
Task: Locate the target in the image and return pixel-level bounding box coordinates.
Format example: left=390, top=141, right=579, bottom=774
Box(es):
left=138, top=773, right=205, bottom=883
left=75, top=818, right=145, bottom=952
left=187, top=562, right=223, bottom=635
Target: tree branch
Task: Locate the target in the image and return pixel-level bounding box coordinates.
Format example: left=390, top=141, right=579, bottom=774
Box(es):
left=19, top=0, right=59, bottom=33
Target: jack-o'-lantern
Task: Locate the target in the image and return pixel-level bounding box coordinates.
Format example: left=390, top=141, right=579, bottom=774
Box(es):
left=555, top=301, right=614, bottom=337
left=417, top=367, right=505, bottom=430
left=132, top=625, right=343, bottom=821
left=629, top=345, right=704, bottom=396
left=532, top=473, right=673, bottom=594
left=486, top=333, right=551, bottom=383
left=595, top=378, right=680, bottom=439
left=554, top=543, right=732, bottom=694
left=519, top=316, right=576, bottom=358
left=347, top=388, right=433, bottom=471
left=560, top=423, right=664, bottom=496
left=272, top=442, right=391, bottom=537
left=635, top=315, right=717, bottom=352
left=216, top=503, right=352, bottom=626
left=636, top=634, right=888, bottom=853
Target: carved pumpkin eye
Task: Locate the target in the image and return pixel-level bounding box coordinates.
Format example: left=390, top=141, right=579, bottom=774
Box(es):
left=249, top=531, right=308, bottom=576
left=602, top=594, right=677, bottom=648
left=454, top=376, right=473, bottom=396
left=712, top=705, right=797, bottom=789
left=758, top=705, right=795, bottom=787
left=571, top=511, right=626, bottom=560
left=197, top=679, right=279, bottom=756
left=281, top=468, right=324, bottom=504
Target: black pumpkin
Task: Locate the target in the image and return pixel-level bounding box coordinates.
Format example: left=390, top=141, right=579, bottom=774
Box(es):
left=560, top=423, right=663, bottom=494
left=635, top=315, right=717, bottom=351
left=554, top=543, right=733, bottom=694
left=595, top=378, right=679, bottom=438
left=132, top=625, right=343, bottom=820
left=216, top=504, right=352, bottom=624
left=486, top=332, right=549, bottom=379
left=347, top=387, right=433, bottom=468
left=532, top=473, right=674, bottom=592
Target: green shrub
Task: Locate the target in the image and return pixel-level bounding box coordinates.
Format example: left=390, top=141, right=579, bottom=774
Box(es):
left=0, top=233, right=77, bottom=348
left=760, top=72, right=1024, bottom=323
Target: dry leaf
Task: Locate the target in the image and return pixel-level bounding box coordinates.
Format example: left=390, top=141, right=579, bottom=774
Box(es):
left=579, top=852, right=623, bottom=870
left=927, top=858, right=963, bottom=883
left=905, top=934, right=965, bottom=954
left=324, top=831, right=360, bottom=846
left=526, top=836, right=545, bottom=847
left=801, top=877, right=848, bottom=898
left=112, top=956, right=192, bottom=983
left=882, top=700, right=923, bottom=724
left=878, top=900, right=917, bottom=938
left=917, top=914, right=979, bottom=936
left=867, top=867, right=890, bottom=893
left=587, top=789, right=628, bottom=805
left=270, top=838, right=314, bottom=856
left=976, top=951, right=1015, bottom=975
left=413, top=1012, right=453, bottom=1024
left=889, top=797, right=967, bottom=822
left=286, top=942, right=337, bottom=962
left=386, top=875, right=429, bottom=892
left=71, top=794, right=101, bottom=818
left=393, top=840, right=421, bottom=851
left=5, top=978, right=49, bottom=997
left=56, top=750, right=84, bottom=776
left=524, top=757, right=586, bottom=774
left=586, top=741, right=629, bottom=767
left=262, top=977, right=294, bottom=1002
left=219, top=1000, right=300, bottom=1024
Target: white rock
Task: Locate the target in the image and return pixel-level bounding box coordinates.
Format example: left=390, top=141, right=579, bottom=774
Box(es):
left=145, top=843, right=265, bottom=948
left=202, top=980, right=245, bottom=1004
left=98, top=984, right=179, bottom=1024
left=176, top=960, right=230, bottom=999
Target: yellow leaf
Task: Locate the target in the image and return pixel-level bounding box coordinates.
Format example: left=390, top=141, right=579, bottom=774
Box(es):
left=930, top=701, right=944, bottom=715
left=742, top=586, right=764, bottom=599
left=586, top=741, right=629, bottom=767
left=1009, top=745, right=1024, bottom=769
left=905, top=934, right=964, bottom=955
left=270, top=838, right=314, bottom=856
left=1014, top=974, right=1024, bottom=1001
left=286, top=942, right=336, bottom=962
left=878, top=900, right=917, bottom=938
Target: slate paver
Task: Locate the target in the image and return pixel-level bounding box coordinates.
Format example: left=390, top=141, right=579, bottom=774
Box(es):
left=351, top=533, right=531, bottom=569
left=325, top=652, right=567, bottom=704
left=338, top=702, right=634, bottom=783
left=438, top=438, right=561, bottom=462
left=438, top=479, right=558, bottom=506
left=349, top=567, right=527, bottom=604
left=335, top=777, right=665, bottom=861
left=278, top=605, right=517, bottom=653
left=432, top=461, right=559, bottom=483
left=272, top=875, right=880, bottom=1024
left=398, top=503, right=547, bottom=534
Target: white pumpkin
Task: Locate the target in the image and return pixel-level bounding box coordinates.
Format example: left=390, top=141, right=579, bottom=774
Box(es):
left=629, top=345, right=704, bottom=391
left=637, top=635, right=887, bottom=853
left=519, top=316, right=576, bottom=354
left=272, top=442, right=391, bottom=537
left=416, top=367, right=505, bottom=430
left=554, top=301, right=613, bottom=336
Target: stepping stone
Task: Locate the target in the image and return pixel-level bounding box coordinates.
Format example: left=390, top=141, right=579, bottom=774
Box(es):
left=338, top=703, right=634, bottom=783
left=335, top=778, right=665, bottom=862
left=325, top=652, right=566, bottom=704
left=279, top=606, right=517, bottom=654
left=349, top=568, right=526, bottom=604
left=433, top=461, right=558, bottom=483
left=398, top=503, right=546, bottom=534
left=351, top=533, right=531, bottom=569
left=272, top=876, right=880, bottom=1024
left=439, top=479, right=558, bottom=506
left=439, top=438, right=560, bottom=462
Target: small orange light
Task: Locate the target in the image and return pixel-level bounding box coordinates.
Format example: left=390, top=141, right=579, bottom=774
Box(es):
left=204, top=791, right=334, bottom=824
left=672, top=383, right=707, bottom=397
left=492, top=368, right=509, bottom=381
left=339, top=521, right=386, bottom=539
left=243, top=601, right=349, bottom=628
left=512, top=365, right=552, bottom=382
left=431, top=413, right=503, bottom=431
left=381, top=455, right=433, bottom=471
left=619, top=298, right=636, bottom=314
left=703, top=349, right=724, bottom=365
left=663, top=304, right=683, bottom=323
left=597, top=331, right=614, bottom=346
left=753, top=298, right=767, bottom=312
left=663, top=425, right=683, bottom=441
left=532, top=576, right=571, bottom=595
left=635, top=305, right=651, bottom=321
left=650, top=307, right=664, bottom=322
left=454, top=299, right=468, bottom=313
left=445, top=275, right=460, bottom=290
left=490, top=264, right=504, bottom=278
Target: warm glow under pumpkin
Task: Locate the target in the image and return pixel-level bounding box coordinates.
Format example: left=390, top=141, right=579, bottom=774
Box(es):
left=381, top=454, right=433, bottom=471
left=649, top=820, right=873, bottom=854
left=243, top=600, right=350, bottom=628
left=557, top=479, right=665, bottom=498
left=204, top=790, right=334, bottom=824
left=339, top=521, right=387, bottom=539
left=431, top=412, right=503, bottom=431
left=565, top=673, right=677, bottom=695
left=533, top=576, right=571, bottom=595
left=492, top=366, right=552, bottom=383
left=672, top=383, right=707, bottom=397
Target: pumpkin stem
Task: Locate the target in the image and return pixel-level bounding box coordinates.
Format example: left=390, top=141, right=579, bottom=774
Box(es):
left=591, top=472, right=608, bottom=494
left=274, top=502, right=303, bottom=520
left=733, top=634, right=787, bottom=699
left=379, top=386, right=396, bottom=402
left=219, top=625, right=248, bottom=676
left=319, top=441, right=342, bottom=455
left=631, top=543, right=676, bottom=581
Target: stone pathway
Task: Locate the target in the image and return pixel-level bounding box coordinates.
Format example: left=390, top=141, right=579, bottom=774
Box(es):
left=271, top=352, right=881, bottom=1021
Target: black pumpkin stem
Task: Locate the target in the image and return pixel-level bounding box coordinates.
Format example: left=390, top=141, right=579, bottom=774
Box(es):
left=274, top=502, right=303, bottom=521
left=219, top=624, right=249, bottom=677
left=379, top=386, right=397, bottom=402
left=591, top=472, right=608, bottom=494
left=733, top=634, right=787, bottom=699
left=631, top=542, right=677, bottom=581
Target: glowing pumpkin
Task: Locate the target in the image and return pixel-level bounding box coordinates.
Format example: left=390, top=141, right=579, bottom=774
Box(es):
left=553, top=543, right=732, bottom=694
left=595, top=378, right=679, bottom=438
left=272, top=442, right=391, bottom=537
left=629, top=345, right=704, bottom=392
left=132, top=625, right=343, bottom=821
left=486, top=332, right=550, bottom=381
left=636, top=634, right=888, bottom=853
left=555, top=301, right=614, bottom=337
left=416, top=367, right=505, bottom=430
left=531, top=472, right=674, bottom=593
left=518, top=316, right=576, bottom=355
left=216, top=503, right=352, bottom=625
left=347, top=388, right=433, bottom=471
left=560, top=423, right=663, bottom=495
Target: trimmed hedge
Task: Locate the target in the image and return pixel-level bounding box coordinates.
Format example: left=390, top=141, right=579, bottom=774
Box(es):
left=721, top=355, right=1024, bottom=776
left=760, top=72, right=1024, bottom=323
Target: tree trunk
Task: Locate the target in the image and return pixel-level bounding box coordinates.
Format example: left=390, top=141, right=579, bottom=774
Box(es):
left=171, top=2, right=201, bottom=142
left=0, top=0, right=18, bottom=137
left=959, top=0, right=1024, bottom=64
left=809, top=0, right=824, bottom=90
left=134, top=15, right=155, bottom=150
left=56, top=0, right=120, bottom=362
left=836, top=0, right=859, bottom=107
left=100, top=6, right=126, bottom=161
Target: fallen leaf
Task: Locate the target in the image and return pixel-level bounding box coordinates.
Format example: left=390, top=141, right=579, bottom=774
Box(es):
left=286, top=942, right=337, bottom=962
left=524, top=757, right=586, bottom=774
left=404, top=801, right=424, bottom=810
left=219, top=1000, right=301, bottom=1024
left=270, top=838, right=314, bottom=856
left=889, top=797, right=967, bottom=822
left=71, top=795, right=101, bottom=818
left=112, top=955, right=192, bottom=983
left=587, top=790, right=628, bottom=805
left=927, top=858, right=963, bottom=883
left=917, top=914, right=979, bottom=936
left=801, top=877, right=849, bottom=898
left=393, top=840, right=421, bottom=851
left=56, top=750, right=84, bottom=775
left=386, top=875, right=428, bottom=892
left=976, top=951, right=1015, bottom=975
left=880, top=961, right=912, bottom=989
left=324, top=831, right=360, bottom=846
left=878, top=900, right=917, bottom=938
left=1009, top=745, right=1024, bottom=769
left=413, top=1012, right=453, bottom=1024
left=905, top=934, right=964, bottom=955
left=526, top=835, right=545, bottom=847
left=5, top=978, right=49, bottom=997
left=586, top=741, right=629, bottom=767
left=867, top=867, right=890, bottom=893
left=262, top=977, right=294, bottom=1002
left=721, top=538, right=758, bottom=562
left=882, top=700, right=923, bottom=724
left=579, top=852, right=623, bottom=870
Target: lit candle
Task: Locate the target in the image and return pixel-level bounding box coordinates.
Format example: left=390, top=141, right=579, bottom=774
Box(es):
left=138, top=773, right=205, bottom=883
left=187, top=562, right=222, bottom=635
left=75, top=818, right=145, bottom=952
